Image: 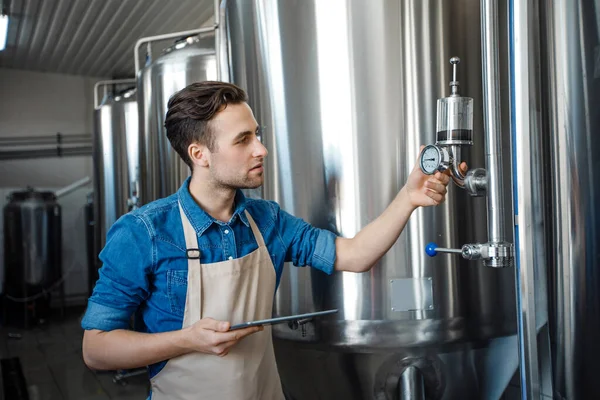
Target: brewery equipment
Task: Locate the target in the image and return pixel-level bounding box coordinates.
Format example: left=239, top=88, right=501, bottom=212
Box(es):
left=93, top=84, right=139, bottom=255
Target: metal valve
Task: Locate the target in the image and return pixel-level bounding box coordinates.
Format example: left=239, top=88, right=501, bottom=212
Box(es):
left=426, top=242, right=514, bottom=268
left=288, top=318, right=312, bottom=338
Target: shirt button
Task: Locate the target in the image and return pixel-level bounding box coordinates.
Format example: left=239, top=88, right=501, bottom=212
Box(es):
left=224, top=229, right=230, bottom=234
left=228, top=256, right=233, bottom=260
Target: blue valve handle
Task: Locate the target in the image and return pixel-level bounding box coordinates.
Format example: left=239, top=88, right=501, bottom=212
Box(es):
left=425, top=242, right=438, bottom=257
left=425, top=242, right=464, bottom=257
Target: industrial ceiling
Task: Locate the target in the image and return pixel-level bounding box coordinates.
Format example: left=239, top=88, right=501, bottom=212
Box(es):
left=0, top=0, right=214, bottom=78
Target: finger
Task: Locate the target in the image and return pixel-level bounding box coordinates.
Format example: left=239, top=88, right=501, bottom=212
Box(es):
left=436, top=171, right=452, bottom=183
left=217, top=325, right=263, bottom=343
left=427, top=176, right=446, bottom=185
left=425, top=181, right=447, bottom=194
left=201, top=318, right=230, bottom=332
left=412, top=145, right=427, bottom=173
left=460, top=162, right=468, bottom=173
left=214, top=340, right=237, bottom=356
left=426, top=190, right=444, bottom=205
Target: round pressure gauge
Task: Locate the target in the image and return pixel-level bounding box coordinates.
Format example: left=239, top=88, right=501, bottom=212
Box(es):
left=419, top=145, right=447, bottom=175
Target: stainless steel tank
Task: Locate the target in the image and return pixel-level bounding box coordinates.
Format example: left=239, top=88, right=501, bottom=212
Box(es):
left=224, top=0, right=517, bottom=398
left=93, top=87, right=139, bottom=254
left=3, top=189, right=62, bottom=327
left=3, top=189, right=62, bottom=290
left=541, top=0, right=600, bottom=398
left=137, top=34, right=216, bottom=204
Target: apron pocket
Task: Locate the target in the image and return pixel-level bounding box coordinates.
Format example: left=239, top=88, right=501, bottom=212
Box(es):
left=166, top=269, right=188, bottom=316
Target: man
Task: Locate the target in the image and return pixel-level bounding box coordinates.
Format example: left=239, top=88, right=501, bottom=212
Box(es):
left=82, top=81, right=460, bottom=400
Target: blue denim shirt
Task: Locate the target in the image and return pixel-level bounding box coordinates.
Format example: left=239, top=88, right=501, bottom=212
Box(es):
left=81, top=177, right=337, bottom=379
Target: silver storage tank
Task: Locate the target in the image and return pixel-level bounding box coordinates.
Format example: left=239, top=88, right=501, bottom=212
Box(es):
left=93, top=87, right=139, bottom=257
left=225, top=0, right=517, bottom=398
left=542, top=0, right=600, bottom=398
left=3, top=189, right=61, bottom=327
left=137, top=35, right=216, bottom=204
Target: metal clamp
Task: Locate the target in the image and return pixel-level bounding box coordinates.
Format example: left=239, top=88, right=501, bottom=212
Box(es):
left=464, top=168, right=488, bottom=197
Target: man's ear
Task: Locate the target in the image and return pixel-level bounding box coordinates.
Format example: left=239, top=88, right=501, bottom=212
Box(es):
left=188, top=142, right=210, bottom=168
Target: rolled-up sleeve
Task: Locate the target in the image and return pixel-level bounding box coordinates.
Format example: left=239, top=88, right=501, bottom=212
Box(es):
left=274, top=203, right=337, bottom=275
left=81, top=213, right=154, bottom=331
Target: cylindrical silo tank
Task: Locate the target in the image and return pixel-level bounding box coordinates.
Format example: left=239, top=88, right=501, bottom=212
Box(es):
left=137, top=34, right=216, bottom=204
left=3, top=189, right=62, bottom=327
left=541, top=0, right=600, bottom=398
left=92, top=87, right=139, bottom=259
left=225, top=0, right=517, bottom=398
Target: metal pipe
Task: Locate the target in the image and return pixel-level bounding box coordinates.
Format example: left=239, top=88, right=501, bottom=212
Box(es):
left=449, top=145, right=466, bottom=187
left=399, top=366, right=425, bottom=400
left=215, top=0, right=222, bottom=81
left=480, top=0, right=506, bottom=244
left=0, top=145, right=92, bottom=160
left=509, top=0, right=542, bottom=397
left=434, top=247, right=463, bottom=255
left=94, top=79, right=136, bottom=109
left=55, top=176, right=91, bottom=199
left=133, top=0, right=221, bottom=76
left=0, top=134, right=92, bottom=146
left=0, top=133, right=90, bottom=142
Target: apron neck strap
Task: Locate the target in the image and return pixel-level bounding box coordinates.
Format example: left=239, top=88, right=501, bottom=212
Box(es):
left=178, top=201, right=202, bottom=326
left=179, top=202, right=200, bottom=256
left=244, top=210, right=265, bottom=248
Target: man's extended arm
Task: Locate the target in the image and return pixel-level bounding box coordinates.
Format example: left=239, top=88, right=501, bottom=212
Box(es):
left=335, top=158, right=462, bottom=273
left=83, top=319, right=261, bottom=370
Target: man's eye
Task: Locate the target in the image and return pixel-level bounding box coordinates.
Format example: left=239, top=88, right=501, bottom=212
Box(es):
left=239, top=136, right=250, bottom=144
left=256, top=126, right=264, bottom=142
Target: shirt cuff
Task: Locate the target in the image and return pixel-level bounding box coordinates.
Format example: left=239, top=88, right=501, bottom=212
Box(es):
left=310, top=229, right=337, bottom=275
left=81, top=299, right=133, bottom=331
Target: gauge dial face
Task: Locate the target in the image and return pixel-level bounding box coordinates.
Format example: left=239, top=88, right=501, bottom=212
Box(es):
left=420, top=145, right=441, bottom=175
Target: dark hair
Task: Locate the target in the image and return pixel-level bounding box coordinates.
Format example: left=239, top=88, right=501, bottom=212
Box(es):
left=164, top=81, right=248, bottom=168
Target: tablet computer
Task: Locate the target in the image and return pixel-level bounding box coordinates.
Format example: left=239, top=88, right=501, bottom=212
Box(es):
left=229, top=309, right=339, bottom=331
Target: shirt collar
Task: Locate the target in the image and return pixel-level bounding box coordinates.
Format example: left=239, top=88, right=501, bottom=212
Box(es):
left=177, top=177, right=250, bottom=236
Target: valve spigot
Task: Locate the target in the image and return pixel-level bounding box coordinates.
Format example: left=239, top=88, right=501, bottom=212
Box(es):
left=425, top=242, right=514, bottom=268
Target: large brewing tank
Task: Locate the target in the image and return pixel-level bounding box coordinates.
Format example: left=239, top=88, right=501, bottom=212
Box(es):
left=541, top=0, right=600, bottom=397
left=137, top=34, right=216, bottom=204
left=93, top=87, right=139, bottom=256
left=225, top=0, right=517, bottom=398
left=3, top=189, right=61, bottom=326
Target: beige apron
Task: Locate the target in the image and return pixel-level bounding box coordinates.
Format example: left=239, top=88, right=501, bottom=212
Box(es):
left=150, top=204, right=284, bottom=400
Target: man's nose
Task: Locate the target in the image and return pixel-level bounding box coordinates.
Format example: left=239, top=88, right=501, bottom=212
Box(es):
left=254, top=138, right=268, bottom=157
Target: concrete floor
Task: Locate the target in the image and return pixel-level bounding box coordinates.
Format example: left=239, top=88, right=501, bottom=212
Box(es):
left=0, top=305, right=529, bottom=400
left=0, top=306, right=149, bottom=400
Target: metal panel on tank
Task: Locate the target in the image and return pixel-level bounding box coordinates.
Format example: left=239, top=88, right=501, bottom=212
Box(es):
left=138, top=35, right=216, bottom=204
left=93, top=88, right=139, bottom=254
left=225, top=0, right=517, bottom=398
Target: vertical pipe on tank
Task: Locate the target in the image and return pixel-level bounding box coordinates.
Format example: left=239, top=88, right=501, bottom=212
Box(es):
left=399, top=366, right=425, bottom=400
left=213, top=0, right=221, bottom=80
left=480, top=0, right=508, bottom=252
left=508, top=0, right=543, bottom=397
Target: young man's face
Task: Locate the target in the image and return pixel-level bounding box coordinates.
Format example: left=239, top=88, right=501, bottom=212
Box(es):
left=205, top=102, right=268, bottom=189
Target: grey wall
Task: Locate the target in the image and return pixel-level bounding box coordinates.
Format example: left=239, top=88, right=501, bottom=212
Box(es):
left=0, top=68, right=107, bottom=304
